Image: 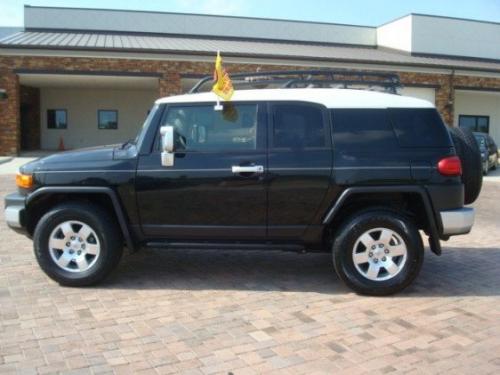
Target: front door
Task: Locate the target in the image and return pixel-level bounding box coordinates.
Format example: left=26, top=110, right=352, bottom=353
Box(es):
left=136, top=102, right=267, bottom=240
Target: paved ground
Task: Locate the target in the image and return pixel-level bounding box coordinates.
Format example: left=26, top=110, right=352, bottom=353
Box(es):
left=0, top=174, right=499, bottom=375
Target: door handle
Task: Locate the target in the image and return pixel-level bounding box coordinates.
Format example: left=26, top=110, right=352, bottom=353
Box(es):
left=232, top=165, right=264, bottom=174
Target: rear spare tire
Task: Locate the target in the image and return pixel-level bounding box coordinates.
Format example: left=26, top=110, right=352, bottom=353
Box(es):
left=449, top=127, right=482, bottom=204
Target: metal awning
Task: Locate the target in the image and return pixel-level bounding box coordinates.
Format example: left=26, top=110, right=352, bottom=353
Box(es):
left=2, top=31, right=500, bottom=73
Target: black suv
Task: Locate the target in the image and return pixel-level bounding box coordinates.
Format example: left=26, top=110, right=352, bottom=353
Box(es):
left=4, top=71, right=481, bottom=295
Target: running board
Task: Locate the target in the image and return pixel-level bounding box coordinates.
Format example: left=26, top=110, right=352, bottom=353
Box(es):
left=145, top=241, right=305, bottom=252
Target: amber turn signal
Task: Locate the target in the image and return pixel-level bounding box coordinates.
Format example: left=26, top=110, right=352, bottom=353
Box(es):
left=16, top=173, right=33, bottom=189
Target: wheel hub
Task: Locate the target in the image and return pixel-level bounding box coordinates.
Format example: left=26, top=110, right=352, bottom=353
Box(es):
left=48, top=220, right=100, bottom=273
left=352, top=228, right=408, bottom=281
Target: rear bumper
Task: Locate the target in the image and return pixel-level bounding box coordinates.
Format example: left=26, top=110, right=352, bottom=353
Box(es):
left=440, top=207, right=475, bottom=236
left=4, top=192, right=27, bottom=232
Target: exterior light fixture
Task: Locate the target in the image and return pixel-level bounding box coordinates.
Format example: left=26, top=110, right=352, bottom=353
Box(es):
left=0, top=89, right=7, bottom=100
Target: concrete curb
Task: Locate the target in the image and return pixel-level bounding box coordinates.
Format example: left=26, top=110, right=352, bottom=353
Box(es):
left=0, top=157, right=13, bottom=165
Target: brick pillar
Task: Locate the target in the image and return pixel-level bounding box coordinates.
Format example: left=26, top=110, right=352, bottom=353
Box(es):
left=435, top=75, right=454, bottom=127
left=159, top=72, right=182, bottom=98
left=0, top=72, right=20, bottom=155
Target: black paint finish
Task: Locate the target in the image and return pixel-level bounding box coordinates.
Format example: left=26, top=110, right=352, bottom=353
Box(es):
left=8, top=101, right=464, bottom=251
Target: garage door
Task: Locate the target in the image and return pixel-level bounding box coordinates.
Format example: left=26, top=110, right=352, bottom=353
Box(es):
left=401, top=87, right=436, bottom=104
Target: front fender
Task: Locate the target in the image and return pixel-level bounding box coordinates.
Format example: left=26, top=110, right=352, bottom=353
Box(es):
left=26, top=186, right=136, bottom=252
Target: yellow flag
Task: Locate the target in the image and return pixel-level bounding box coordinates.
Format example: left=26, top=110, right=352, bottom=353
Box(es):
left=212, top=51, right=234, bottom=101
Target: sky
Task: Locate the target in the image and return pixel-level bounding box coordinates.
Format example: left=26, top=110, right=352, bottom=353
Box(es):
left=1, top=0, right=500, bottom=27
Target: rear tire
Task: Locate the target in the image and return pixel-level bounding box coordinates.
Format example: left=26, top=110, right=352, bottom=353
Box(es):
left=449, top=127, right=482, bottom=204
left=33, top=202, right=123, bottom=286
left=332, top=209, right=424, bottom=296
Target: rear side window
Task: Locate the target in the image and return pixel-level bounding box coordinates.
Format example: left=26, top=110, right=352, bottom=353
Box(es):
left=331, top=109, right=398, bottom=150
left=389, top=108, right=451, bottom=148
left=272, top=104, right=326, bottom=148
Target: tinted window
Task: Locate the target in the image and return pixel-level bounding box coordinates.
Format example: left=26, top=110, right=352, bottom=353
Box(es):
left=272, top=104, right=325, bottom=148
left=474, top=135, right=487, bottom=149
left=389, top=108, right=451, bottom=148
left=332, top=109, right=398, bottom=150
left=47, top=109, right=67, bottom=129
left=161, top=103, right=258, bottom=151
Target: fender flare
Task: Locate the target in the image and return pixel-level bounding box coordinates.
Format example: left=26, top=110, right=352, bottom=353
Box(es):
left=322, top=186, right=442, bottom=255
left=26, top=186, right=136, bottom=252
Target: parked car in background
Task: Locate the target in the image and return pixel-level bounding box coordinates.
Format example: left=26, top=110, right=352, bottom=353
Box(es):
left=474, top=132, right=499, bottom=175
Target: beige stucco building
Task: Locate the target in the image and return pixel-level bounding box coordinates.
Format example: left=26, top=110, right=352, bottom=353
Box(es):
left=1, top=6, right=500, bottom=155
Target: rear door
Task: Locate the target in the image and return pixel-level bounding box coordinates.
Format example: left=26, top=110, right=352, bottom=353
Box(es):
left=135, top=102, right=268, bottom=240
left=267, top=102, right=333, bottom=239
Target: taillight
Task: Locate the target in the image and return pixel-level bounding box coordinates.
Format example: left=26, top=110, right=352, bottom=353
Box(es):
left=438, top=156, right=462, bottom=176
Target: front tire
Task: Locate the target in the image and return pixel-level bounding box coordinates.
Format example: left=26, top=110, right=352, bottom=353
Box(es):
left=33, top=202, right=123, bottom=286
left=332, top=209, right=424, bottom=296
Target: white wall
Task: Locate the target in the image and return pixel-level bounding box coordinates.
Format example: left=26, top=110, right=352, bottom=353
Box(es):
left=454, top=90, right=500, bottom=145
left=40, top=88, right=157, bottom=150
left=411, top=15, right=500, bottom=61
left=377, top=15, right=412, bottom=52
left=401, top=87, right=436, bottom=104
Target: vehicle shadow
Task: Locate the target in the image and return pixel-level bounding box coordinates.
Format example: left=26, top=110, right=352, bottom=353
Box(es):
left=103, top=246, right=500, bottom=297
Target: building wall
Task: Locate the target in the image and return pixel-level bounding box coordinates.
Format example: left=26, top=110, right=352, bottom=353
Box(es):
left=412, top=15, right=500, bottom=61
left=1, top=54, right=500, bottom=155
left=401, top=87, right=435, bottom=103
left=454, top=90, right=500, bottom=145
left=40, top=88, right=157, bottom=149
left=377, top=15, right=412, bottom=52
left=25, top=6, right=377, bottom=47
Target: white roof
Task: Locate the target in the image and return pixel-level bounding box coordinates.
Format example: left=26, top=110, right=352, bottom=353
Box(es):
left=155, top=88, right=435, bottom=109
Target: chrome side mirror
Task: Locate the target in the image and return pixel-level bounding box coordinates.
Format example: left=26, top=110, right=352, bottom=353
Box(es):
left=160, top=125, right=174, bottom=167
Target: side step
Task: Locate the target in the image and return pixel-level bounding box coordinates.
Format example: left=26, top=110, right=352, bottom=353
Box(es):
left=145, top=241, right=306, bottom=252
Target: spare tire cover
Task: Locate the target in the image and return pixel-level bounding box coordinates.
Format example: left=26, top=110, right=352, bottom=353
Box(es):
left=449, top=127, right=483, bottom=205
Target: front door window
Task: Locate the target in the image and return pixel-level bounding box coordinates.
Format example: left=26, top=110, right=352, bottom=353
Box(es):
left=160, top=103, right=258, bottom=152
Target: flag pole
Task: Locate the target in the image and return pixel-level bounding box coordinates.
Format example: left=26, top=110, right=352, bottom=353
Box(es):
left=214, top=50, right=223, bottom=111
left=214, top=97, right=222, bottom=111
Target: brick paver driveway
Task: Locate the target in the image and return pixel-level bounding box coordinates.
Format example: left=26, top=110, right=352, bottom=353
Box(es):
left=1, top=174, right=499, bottom=374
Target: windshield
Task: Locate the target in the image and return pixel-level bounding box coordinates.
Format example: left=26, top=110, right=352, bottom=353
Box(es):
left=134, top=104, right=159, bottom=147
left=474, top=135, right=486, bottom=149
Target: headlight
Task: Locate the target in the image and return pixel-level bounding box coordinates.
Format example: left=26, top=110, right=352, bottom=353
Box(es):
left=16, top=172, right=33, bottom=189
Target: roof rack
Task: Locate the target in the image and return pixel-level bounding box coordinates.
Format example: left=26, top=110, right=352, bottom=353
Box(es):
left=189, top=69, right=402, bottom=94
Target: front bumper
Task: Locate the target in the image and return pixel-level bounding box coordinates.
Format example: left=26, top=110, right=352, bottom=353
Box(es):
left=4, top=192, right=27, bottom=231
left=440, top=207, right=475, bottom=236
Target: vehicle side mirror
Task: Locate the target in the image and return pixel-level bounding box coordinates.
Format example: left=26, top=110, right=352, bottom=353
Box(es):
left=160, top=126, right=174, bottom=167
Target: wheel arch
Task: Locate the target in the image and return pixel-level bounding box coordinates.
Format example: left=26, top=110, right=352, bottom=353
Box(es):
left=26, top=187, right=136, bottom=251
left=322, top=186, right=442, bottom=255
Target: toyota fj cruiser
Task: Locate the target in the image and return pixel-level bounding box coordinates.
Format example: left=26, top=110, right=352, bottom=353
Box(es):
left=4, top=70, right=481, bottom=295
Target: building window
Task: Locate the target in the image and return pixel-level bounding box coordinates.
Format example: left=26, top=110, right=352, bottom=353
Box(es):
left=98, top=110, right=118, bottom=129
left=47, top=109, right=67, bottom=129
left=459, top=115, right=489, bottom=134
